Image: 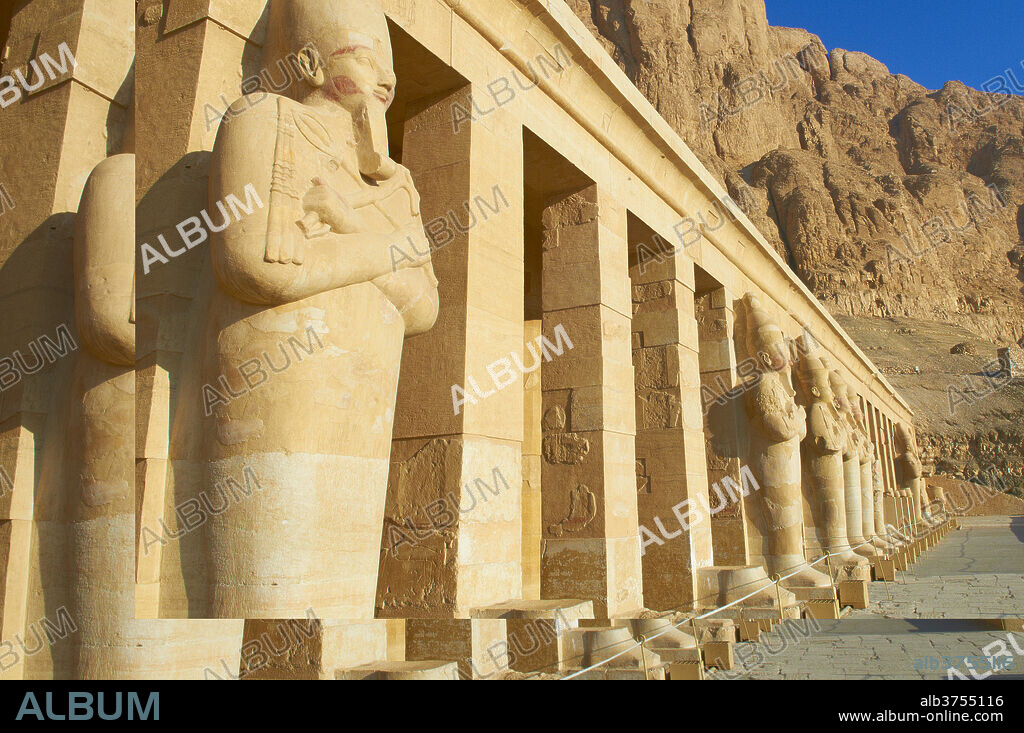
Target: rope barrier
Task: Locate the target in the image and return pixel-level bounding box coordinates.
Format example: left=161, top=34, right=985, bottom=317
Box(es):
left=558, top=515, right=953, bottom=680
left=560, top=538, right=878, bottom=680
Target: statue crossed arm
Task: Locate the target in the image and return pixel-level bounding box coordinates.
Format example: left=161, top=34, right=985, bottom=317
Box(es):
left=209, top=94, right=436, bottom=324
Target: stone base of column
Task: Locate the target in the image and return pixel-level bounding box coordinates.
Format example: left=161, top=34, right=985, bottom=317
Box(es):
left=540, top=536, right=643, bottom=619
left=335, top=661, right=460, bottom=680
left=239, top=619, right=401, bottom=680
left=873, top=557, right=896, bottom=581
left=803, top=598, right=842, bottom=620
left=562, top=625, right=665, bottom=678
left=695, top=565, right=796, bottom=611
left=470, top=599, right=594, bottom=675
left=405, top=618, right=508, bottom=680
left=838, top=580, right=870, bottom=609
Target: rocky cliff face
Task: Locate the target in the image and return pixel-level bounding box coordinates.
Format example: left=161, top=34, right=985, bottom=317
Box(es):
left=569, top=0, right=1024, bottom=345
left=568, top=0, right=1024, bottom=491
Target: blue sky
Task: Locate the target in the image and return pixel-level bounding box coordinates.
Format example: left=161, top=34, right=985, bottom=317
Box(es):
left=765, top=1, right=1024, bottom=93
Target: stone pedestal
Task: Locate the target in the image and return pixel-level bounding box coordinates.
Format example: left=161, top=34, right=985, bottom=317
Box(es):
left=838, top=580, right=869, bottom=609
left=470, top=599, right=594, bottom=675
left=405, top=619, right=508, bottom=680
left=696, top=565, right=798, bottom=615
left=335, top=661, right=460, bottom=680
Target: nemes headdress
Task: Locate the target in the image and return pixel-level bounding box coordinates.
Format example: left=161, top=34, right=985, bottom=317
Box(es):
left=744, top=293, right=783, bottom=363
left=823, top=359, right=849, bottom=410
left=262, top=0, right=393, bottom=92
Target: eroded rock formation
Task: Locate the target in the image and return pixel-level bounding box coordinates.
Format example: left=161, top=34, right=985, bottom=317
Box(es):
left=570, top=0, right=1024, bottom=489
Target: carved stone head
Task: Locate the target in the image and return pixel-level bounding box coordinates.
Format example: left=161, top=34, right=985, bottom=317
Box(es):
left=263, top=0, right=397, bottom=176
left=846, top=385, right=865, bottom=426
left=824, top=361, right=852, bottom=416
left=896, top=422, right=918, bottom=455
left=263, top=0, right=395, bottom=111
left=796, top=339, right=834, bottom=405
left=744, top=294, right=789, bottom=373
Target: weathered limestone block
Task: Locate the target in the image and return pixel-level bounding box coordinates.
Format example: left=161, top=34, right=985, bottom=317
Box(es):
left=378, top=71, right=524, bottom=618
left=232, top=619, right=396, bottom=680
left=540, top=186, right=643, bottom=619
left=405, top=618, right=508, bottom=680
left=742, top=295, right=829, bottom=589
left=631, top=241, right=713, bottom=611
left=471, top=599, right=594, bottom=675
left=998, top=346, right=1024, bottom=378
left=194, top=0, right=438, bottom=618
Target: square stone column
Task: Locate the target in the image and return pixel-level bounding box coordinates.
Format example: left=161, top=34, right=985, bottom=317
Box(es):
left=629, top=253, right=717, bottom=610
left=867, top=405, right=884, bottom=493
left=134, top=1, right=261, bottom=618
left=539, top=185, right=643, bottom=619
left=695, top=286, right=749, bottom=568
left=884, top=417, right=899, bottom=497
left=522, top=319, right=543, bottom=600
left=376, top=86, right=524, bottom=619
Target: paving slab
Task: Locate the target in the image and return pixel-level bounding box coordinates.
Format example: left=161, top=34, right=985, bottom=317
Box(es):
left=716, top=619, right=1024, bottom=680
left=847, top=516, right=1024, bottom=619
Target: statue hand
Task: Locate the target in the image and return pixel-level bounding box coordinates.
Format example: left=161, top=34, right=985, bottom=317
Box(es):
left=303, top=178, right=359, bottom=234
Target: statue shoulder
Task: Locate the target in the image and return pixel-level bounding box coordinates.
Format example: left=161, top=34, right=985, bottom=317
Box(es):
left=215, top=93, right=294, bottom=146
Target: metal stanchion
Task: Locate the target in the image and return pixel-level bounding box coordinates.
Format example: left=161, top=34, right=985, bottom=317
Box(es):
left=690, top=617, right=705, bottom=680
left=825, top=553, right=840, bottom=616
left=773, top=573, right=784, bottom=621
left=638, top=634, right=649, bottom=681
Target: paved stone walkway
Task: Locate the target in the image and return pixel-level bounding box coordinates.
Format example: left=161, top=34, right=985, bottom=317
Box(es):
left=847, top=515, right=1024, bottom=619
left=718, top=619, right=1024, bottom=680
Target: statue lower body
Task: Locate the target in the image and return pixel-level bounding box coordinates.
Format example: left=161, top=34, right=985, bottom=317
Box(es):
left=753, top=437, right=830, bottom=588
left=203, top=284, right=404, bottom=618
left=71, top=358, right=244, bottom=678
left=909, top=477, right=923, bottom=526
left=68, top=360, right=136, bottom=679
left=871, top=459, right=895, bottom=551
left=807, top=452, right=868, bottom=571
left=843, top=455, right=875, bottom=558
left=860, top=460, right=887, bottom=551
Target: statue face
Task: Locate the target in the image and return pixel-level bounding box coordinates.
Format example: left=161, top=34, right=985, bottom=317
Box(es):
left=847, top=388, right=865, bottom=423
left=829, top=372, right=850, bottom=413
left=322, top=40, right=396, bottom=112
left=810, top=368, right=833, bottom=402
left=758, top=327, right=790, bottom=372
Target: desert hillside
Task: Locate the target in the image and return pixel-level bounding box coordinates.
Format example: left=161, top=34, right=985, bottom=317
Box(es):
left=568, top=0, right=1024, bottom=492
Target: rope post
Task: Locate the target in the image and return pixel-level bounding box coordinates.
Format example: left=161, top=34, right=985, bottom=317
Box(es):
left=690, top=617, right=704, bottom=678
left=881, top=569, right=891, bottom=600
left=825, top=553, right=839, bottom=617
left=638, top=634, right=649, bottom=681
left=772, top=573, right=784, bottom=621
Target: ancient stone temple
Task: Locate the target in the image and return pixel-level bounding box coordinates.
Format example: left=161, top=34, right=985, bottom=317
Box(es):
left=0, top=0, right=967, bottom=681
